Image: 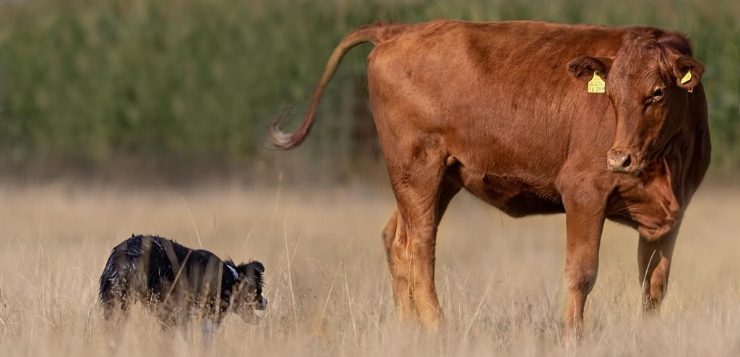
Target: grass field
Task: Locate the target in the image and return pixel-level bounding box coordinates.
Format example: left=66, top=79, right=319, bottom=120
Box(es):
left=0, top=181, right=738, bottom=356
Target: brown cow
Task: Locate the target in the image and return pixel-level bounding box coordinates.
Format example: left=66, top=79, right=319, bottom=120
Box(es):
left=268, top=20, right=710, bottom=338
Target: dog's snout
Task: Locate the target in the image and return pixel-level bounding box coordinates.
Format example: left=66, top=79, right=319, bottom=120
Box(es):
left=258, top=296, right=267, bottom=310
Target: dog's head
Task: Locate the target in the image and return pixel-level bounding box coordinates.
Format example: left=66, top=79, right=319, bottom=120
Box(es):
left=228, top=261, right=266, bottom=324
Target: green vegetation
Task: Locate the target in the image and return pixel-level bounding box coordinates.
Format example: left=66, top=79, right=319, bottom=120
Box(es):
left=0, top=0, right=737, bottom=176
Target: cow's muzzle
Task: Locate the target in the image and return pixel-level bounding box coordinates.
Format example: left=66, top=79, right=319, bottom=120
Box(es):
left=607, top=148, right=642, bottom=174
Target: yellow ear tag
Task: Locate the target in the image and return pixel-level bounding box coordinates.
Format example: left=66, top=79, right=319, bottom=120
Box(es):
left=681, top=70, right=694, bottom=92
left=588, top=71, right=606, bottom=93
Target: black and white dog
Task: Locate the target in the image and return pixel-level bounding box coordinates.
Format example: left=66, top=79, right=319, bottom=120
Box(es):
left=99, top=234, right=266, bottom=329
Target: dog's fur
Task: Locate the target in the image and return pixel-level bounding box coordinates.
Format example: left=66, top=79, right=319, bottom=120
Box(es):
left=99, top=234, right=266, bottom=328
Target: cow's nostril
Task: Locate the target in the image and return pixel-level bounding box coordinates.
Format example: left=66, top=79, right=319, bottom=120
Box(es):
left=620, top=154, right=632, bottom=169
left=607, top=149, right=634, bottom=172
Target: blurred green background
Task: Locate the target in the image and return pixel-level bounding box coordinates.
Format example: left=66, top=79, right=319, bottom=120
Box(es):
left=0, top=0, right=737, bottom=184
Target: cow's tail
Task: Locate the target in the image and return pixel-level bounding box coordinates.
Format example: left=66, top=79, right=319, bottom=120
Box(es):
left=268, top=22, right=405, bottom=150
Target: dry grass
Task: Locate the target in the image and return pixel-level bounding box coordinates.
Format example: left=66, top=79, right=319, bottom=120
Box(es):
left=0, top=181, right=738, bottom=356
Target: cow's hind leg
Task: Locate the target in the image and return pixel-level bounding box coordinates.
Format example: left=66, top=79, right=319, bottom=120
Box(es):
left=382, top=179, right=460, bottom=325
left=382, top=209, right=416, bottom=322
left=382, top=149, right=458, bottom=330
left=638, top=224, right=679, bottom=314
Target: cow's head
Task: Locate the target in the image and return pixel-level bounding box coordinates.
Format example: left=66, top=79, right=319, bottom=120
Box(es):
left=230, top=261, right=267, bottom=324
left=567, top=29, right=704, bottom=175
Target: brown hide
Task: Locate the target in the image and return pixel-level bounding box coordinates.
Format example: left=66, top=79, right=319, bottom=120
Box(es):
left=269, top=20, right=711, bottom=339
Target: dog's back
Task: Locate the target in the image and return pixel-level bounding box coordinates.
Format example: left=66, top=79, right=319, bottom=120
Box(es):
left=100, top=235, right=184, bottom=319
left=99, top=234, right=265, bottom=326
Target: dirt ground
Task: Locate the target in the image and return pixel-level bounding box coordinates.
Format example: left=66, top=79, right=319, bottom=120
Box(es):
left=0, top=181, right=737, bottom=356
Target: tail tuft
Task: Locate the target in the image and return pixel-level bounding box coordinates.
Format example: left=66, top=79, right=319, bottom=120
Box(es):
left=267, top=106, right=298, bottom=150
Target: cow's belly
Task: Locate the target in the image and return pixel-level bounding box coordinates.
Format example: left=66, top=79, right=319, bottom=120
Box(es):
left=454, top=165, right=564, bottom=217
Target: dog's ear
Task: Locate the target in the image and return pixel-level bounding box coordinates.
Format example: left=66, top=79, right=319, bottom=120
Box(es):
left=238, top=261, right=265, bottom=288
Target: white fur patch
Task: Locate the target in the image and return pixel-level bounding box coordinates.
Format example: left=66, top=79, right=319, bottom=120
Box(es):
left=226, top=265, right=239, bottom=281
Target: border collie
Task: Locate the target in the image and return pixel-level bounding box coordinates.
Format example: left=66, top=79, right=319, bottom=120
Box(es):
left=99, top=234, right=266, bottom=329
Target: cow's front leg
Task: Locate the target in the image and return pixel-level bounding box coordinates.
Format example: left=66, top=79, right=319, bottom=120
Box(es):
left=562, top=193, right=607, bottom=341
left=638, top=222, right=679, bottom=314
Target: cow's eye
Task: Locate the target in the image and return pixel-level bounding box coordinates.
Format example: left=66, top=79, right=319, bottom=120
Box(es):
left=651, top=87, right=664, bottom=101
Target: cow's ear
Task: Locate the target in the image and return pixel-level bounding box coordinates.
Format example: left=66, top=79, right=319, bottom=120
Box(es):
left=673, top=56, right=703, bottom=92
left=567, top=56, right=614, bottom=82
